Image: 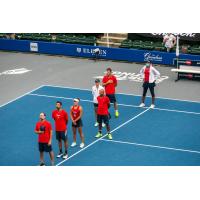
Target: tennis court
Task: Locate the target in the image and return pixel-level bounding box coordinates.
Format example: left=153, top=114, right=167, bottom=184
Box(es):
left=0, top=85, right=200, bottom=166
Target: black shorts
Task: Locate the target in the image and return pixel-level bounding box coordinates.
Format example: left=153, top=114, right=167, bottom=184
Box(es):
left=72, top=119, right=83, bottom=128
left=106, top=94, right=117, bottom=103
left=38, top=143, right=52, bottom=153
left=56, top=131, right=67, bottom=141
left=97, top=115, right=109, bottom=125
left=142, top=82, right=156, bottom=97
left=94, top=103, right=98, bottom=108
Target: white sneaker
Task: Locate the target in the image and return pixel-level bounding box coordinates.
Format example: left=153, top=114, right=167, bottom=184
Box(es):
left=80, top=143, right=85, bottom=148
left=62, top=154, right=68, bottom=159
left=139, top=103, right=145, bottom=107
left=102, top=123, right=106, bottom=127
left=150, top=104, right=155, bottom=109
left=56, top=152, right=64, bottom=158
left=71, top=142, right=77, bottom=147
left=94, top=122, right=99, bottom=127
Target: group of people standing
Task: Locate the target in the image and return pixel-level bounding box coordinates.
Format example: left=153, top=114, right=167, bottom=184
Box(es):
left=34, top=63, right=160, bottom=166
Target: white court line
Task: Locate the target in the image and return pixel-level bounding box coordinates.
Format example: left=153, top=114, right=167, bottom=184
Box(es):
left=28, top=93, right=200, bottom=115
left=0, top=85, right=45, bottom=108
left=100, top=138, right=200, bottom=155
left=44, top=84, right=200, bottom=104
left=56, top=108, right=151, bottom=166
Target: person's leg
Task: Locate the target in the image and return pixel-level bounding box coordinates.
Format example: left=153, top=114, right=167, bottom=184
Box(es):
left=149, top=84, right=155, bottom=107
left=56, top=132, right=63, bottom=157
left=72, top=127, right=77, bottom=142
left=78, top=127, right=84, bottom=144
left=96, top=115, right=103, bottom=138
left=94, top=105, right=98, bottom=126
left=140, top=83, right=148, bottom=106
left=49, top=151, right=54, bottom=166
left=114, top=100, right=119, bottom=117
left=40, top=152, right=45, bottom=165
left=104, top=116, right=112, bottom=140
left=61, top=131, right=68, bottom=158
left=58, top=140, right=62, bottom=153
left=39, top=143, right=45, bottom=165
left=71, top=126, right=77, bottom=147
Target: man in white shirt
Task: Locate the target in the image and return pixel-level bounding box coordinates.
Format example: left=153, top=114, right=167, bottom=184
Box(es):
left=92, top=79, right=105, bottom=127
left=139, top=61, right=160, bottom=109
left=163, top=33, right=176, bottom=52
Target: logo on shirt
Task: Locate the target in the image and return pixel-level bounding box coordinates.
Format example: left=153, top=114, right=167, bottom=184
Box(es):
left=93, top=71, right=168, bottom=83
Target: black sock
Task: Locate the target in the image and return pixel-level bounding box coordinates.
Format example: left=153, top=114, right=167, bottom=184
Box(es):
left=65, top=149, right=68, bottom=154
left=99, top=130, right=102, bottom=133
left=59, top=149, right=63, bottom=154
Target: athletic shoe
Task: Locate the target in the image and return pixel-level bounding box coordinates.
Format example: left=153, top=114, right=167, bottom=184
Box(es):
left=139, top=103, right=145, bottom=107
left=102, top=123, right=106, bottom=127
left=39, top=163, right=45, bottom=166
left=107, top=133, right=113, bottom=140
left=62, top=153, right=68, bottom=159
left=94, top=122, right=99, bottom=127
left=95, top=132, right=103, bottom=138
left=115, top=111, right=119, bottom=118
left=56, top=152, right=64, bottom=158
left=71, top=142, right=77, bottom=147
left=80, top=143, right=85, bottom=149
left=150, top=104, right=155, bottom=109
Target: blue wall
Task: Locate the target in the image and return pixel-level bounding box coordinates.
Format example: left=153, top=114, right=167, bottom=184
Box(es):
left=0, top=38, right=200, bottom=66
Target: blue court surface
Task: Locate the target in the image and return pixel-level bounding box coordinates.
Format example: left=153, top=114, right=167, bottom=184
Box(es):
left=0, top=85, right=200, bottom=166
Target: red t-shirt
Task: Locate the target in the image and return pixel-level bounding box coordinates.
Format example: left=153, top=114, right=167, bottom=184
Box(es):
left=144, top=67, right=150, bottom=82
left=102, top=75, right=117, bottom=94
left=35, top=120, right=52, bottom=143
left=52, top=109, right=68, bottom=131
left=71, top=106, right=81, bottom=120
left=97, top=96, right=110, bottom=115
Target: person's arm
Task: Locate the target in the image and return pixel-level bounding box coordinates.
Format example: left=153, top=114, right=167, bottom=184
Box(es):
left=173, top=36, right=176, bottom=46
left=65, top=111, right=68, bottom=125
left=70, top=106, right=74, bottom=123
left=163, top=36, right=168, bottom=43
left=52, top=111, right=54, bottom=120
left=34, top=124, right=43, bottom=134
left=152, top=67, right=160, bottom=79
left=74, top=106, right=83, bottom=122
left=92, top=86, right=95, bottom=96
left=48, top=129, right=53, bottom=146
left=102, top=77, right=112, bottom=86
left=139, top=67, right=145, bottom=76
left=35, top=130, right=43, bottom=134
left=114, top=76, right=117, bottom=87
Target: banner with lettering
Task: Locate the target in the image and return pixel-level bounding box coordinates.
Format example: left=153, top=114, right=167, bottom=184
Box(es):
left=128, top=33, right=200, bottom=44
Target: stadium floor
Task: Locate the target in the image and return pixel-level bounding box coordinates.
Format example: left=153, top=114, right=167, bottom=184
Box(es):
left=0, top=51, right=200, bottom=166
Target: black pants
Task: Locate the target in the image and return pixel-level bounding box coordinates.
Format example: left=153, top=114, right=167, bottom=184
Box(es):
left=142, top=82, right=155, bottom=97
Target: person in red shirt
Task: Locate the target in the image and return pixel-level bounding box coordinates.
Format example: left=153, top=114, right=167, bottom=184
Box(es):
left=102, top=67, right=119, bottom=118
left=35, top=112, right=54, bottom=166
left=52, top=101, right=68, bottom=159
left=95, top=89, right=112, bottom=140
left=70, top=98, right=85, bottom=148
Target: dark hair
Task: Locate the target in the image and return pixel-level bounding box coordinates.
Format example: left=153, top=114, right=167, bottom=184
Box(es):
left=95, top=79, right=100, bottom=83
left=106, top=67, right=112, bottom=72
left=56, top=101, right=62, bottom=105
left=41, top=112, right=46, bottom=116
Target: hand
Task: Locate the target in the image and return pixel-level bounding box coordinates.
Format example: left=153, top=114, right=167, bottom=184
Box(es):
left=38, top=130, right=44, bottom=134
left=48, top=141, right=51, bottom=146
left=108, top=80, right=113, bottom=84
left=72, top=120, right=77, bottom=125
